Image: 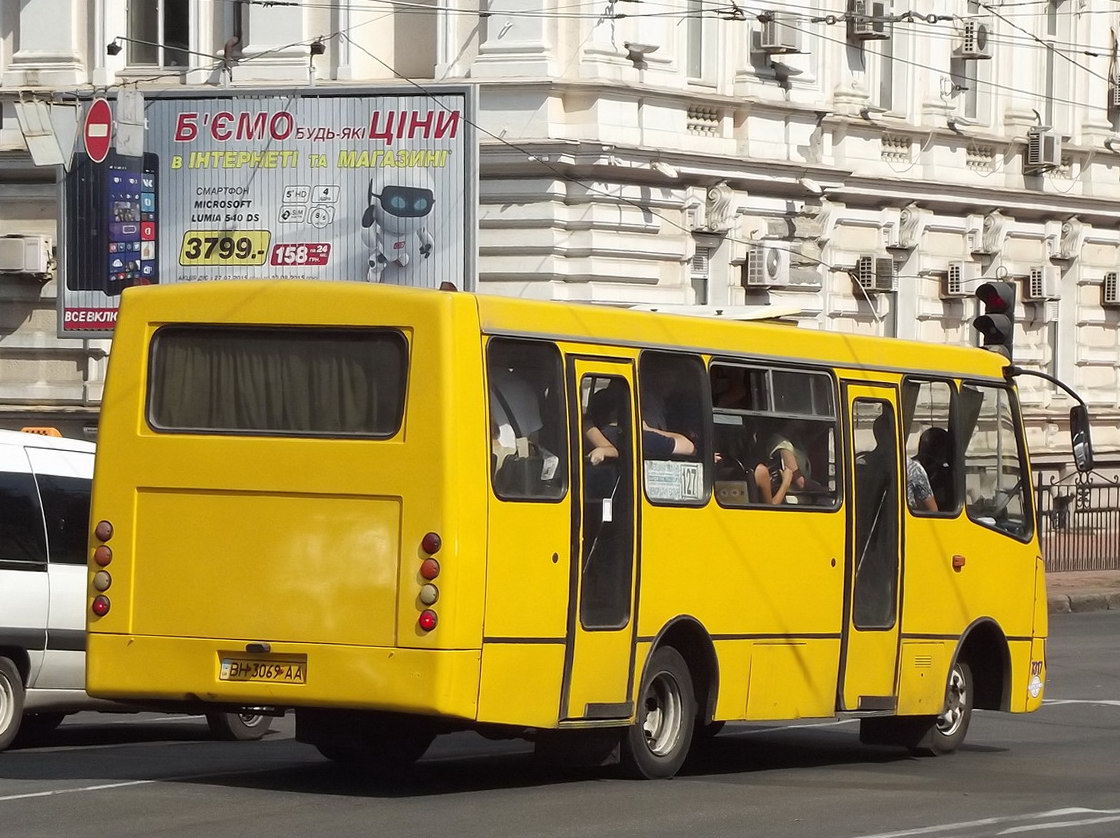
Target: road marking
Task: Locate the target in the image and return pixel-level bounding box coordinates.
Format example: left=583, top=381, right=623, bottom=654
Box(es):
left=849, top=808, right=1120, bottom=838
left=998, top=814, right=1120, bottom=835
left=0, top=764, right=304, bottom=804
left=1043, top=699, right=1120, bottom=707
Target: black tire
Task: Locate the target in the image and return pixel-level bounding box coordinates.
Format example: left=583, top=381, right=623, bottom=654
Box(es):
left=206, top=711, right=274, bottom=741
left=621, top=646, right=696, bottom=779
left=314, top=722, right=435, bottom=777
left=0, top=657, right=26, bottom=752
left=13, top=712, right=66, bottom=747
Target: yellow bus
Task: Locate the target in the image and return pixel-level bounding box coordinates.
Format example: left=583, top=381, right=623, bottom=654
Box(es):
left=86, top=280, right=1082, bottom=779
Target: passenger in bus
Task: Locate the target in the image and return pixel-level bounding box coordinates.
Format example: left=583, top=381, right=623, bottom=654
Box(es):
left=765, top=432, right=820, bottom=495
left=489, top=366, right=543, bottom=467
left=753, top=451, right=796, bottom=505
left=711, top=366, right=749, bottom=409
left=912, top=426, right=952, bottom=511
left=640, top=377, right=697, bottom=458
left=585, top=382, right=625, bottom=466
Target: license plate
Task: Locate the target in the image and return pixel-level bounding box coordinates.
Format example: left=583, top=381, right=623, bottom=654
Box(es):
left=219, top=658, right=306, bottom=684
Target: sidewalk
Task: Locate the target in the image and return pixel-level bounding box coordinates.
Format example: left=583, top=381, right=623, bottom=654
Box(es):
left=1046, top=570, right=1120, bottom=614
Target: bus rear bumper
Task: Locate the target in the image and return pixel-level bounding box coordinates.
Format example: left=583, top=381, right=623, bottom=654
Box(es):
left=86, top=633, right=482, bottom=721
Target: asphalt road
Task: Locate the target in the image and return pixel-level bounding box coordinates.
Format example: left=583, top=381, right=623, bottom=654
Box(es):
left=2, top=612, right=1118, bottom=838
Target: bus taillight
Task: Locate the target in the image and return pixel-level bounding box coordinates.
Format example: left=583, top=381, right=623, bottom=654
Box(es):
left=418, top=610, right=438, bottom=631
left=93, top=545, right=112, bottom=566
left=94, top=520, right=113, bottom=541
left=420, top=558, right=440, bottom=580
left=421, top=531, right=442, bottom=554
left=91, top=596, right=111, bottom=617
left=93, top=571, right=112, bottom=592
left=419, top=584, right=439, bottom=605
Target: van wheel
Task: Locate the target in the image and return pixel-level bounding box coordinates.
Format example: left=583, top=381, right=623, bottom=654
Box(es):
left=620, top=646, right=696, bottom=779
left=0, top=657, right=25, bottom=752
left=206, top=711, right=273, bottom=741
left=13, top=712, right=66, bottom=746
left=911, top=661, right=973, bottom=757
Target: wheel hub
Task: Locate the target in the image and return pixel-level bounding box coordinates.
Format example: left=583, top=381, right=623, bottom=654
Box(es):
left=641, top=672, right=683, bottom=756
left=936, top=666, right=967, bottom=736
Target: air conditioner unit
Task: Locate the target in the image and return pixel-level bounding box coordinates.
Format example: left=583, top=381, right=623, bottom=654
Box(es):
left=941, top=261, right=979, bottom=298
left=742, top=245, right=791, bottom=288
left=1110, top=72, right=1120, bottom=110
left=758, top=12, right=802, bottom=54
left=849, top=0, right=891, bottom=41
left=954, top=17, right=992, bottom=60
left=1025, top=128, right=1062, bottom=173
left=854, top=255, right=897, bottom=293
left=1104, top=271, right=1120, bottom=305
left=0, top=235, right=51, bottom=275
left=1024, top=265, right=1061, bottom=301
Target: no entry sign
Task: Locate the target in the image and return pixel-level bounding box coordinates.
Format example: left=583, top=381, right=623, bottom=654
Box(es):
left=83, top=98, right=112, bottom=163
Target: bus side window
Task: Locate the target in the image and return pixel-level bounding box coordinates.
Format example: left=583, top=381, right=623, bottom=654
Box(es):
left=901, top=379, right=958, bottom=515
left=960, top=383, right=1032, bottom=539
left=639, top=352, right=711, bottom=506
left=711, top=362, right=839, bottom=509
left=487, top=339, right=568, bottom=501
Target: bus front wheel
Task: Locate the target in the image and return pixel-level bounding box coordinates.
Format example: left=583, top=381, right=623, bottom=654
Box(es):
left=911, top=661, right=973, bottom=756
left=621, top=646, right=696, bottom=779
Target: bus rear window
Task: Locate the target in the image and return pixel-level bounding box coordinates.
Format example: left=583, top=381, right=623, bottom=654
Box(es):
left=148, top=326, right=407, bottom=437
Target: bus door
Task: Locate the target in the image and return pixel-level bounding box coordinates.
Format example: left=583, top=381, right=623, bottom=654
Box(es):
left=561, top=358, right=638, bottom=721
left=839, top=385, right=903, bottom=712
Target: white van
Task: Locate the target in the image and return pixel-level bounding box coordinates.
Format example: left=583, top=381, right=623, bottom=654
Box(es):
left=0, top=429, right=272, bottom=750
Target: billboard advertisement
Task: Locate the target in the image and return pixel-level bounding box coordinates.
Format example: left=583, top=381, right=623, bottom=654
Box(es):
left=59, top=88, right=477, bottom=336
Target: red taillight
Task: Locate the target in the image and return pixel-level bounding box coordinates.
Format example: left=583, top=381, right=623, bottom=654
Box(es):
left=94, top=520, right=113, bottom=541
left=420, top=558, right=440, bottom=580
left=93, top=545, right=112, bottom=566
left=92, top=571, right=112, bottom=592
left=421, top=531, right=442, bottom=554
left=91, top=595, right=111, bottom=617
left=418, top=609, right=438, bottom=631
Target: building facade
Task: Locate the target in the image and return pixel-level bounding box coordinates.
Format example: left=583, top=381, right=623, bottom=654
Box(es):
left=0, top=0, right=1118, bottom=468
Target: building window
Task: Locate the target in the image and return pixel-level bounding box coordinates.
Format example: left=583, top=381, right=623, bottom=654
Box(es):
left=691, top=247, right=711, bottom=305
left=686, top=0, right=714, bottom=81
left=128, top=0, right=191, bottom=67
left=1042, top=0, right=1073, bottom=131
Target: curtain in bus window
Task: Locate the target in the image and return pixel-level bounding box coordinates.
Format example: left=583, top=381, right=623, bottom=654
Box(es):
left=149, top=327, right=407, bottom=437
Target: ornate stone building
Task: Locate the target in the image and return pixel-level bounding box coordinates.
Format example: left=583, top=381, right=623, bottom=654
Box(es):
left=0, top=0, right=1117, bottom=468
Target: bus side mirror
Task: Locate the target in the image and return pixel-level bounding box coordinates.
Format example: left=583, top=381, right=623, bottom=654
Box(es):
left=1070, top=405, right=1094, bottom=473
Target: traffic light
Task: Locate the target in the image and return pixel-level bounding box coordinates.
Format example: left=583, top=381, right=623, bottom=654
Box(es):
left=973, top=281, right=1016, bottom=359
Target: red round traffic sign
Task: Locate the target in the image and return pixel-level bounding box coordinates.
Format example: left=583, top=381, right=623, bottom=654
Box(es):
left=83, top=98, right=113, bottom=164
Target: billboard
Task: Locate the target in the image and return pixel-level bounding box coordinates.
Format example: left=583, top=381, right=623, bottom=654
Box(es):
left=59, top=88, right=477, bottom=336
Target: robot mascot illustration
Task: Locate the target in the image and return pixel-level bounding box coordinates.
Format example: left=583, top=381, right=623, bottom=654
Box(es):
left=360, top=167, right=436, bottom=282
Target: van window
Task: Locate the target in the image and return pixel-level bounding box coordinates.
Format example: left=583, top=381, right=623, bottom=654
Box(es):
left=35, top=474, right=92, bottom=566
left=0, top=471, right=47, bottom=564
left=487, top=339, right=568, bottom=501
left=148, top=326, right=407, bottom=437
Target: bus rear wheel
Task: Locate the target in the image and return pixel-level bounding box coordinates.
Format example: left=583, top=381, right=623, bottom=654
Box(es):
left=206, top=711, right=274, bottom=741
left=620, top=646, right=696, bottom=779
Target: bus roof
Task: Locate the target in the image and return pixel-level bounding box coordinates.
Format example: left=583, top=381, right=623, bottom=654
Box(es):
left=116, top=281, right=1007, bottom=382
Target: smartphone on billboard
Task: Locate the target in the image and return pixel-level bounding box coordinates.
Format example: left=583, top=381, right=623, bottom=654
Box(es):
left=65, top=151, right=158, bottom=295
